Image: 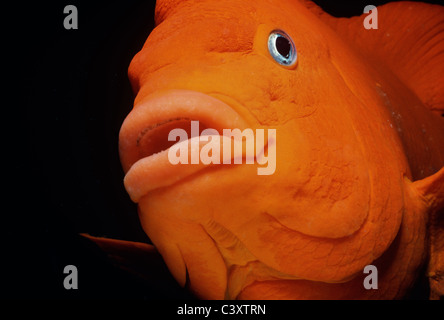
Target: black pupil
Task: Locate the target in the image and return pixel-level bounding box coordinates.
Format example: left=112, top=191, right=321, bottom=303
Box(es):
left=276, top=36, right=291, bottom=58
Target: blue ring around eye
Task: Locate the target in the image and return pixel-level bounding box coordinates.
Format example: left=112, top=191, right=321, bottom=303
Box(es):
left=268, top=30, right=297, bottom=67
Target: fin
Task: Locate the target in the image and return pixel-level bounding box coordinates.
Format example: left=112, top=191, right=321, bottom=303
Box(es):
left=409, top=168, right=444, bottom=299
left=81, top=234, right=182, bottom=289
left=428, top=208, right=444, bottom=300
left=305, top=1, right=444, bottom=116
left=412, top=167, right=444, bottom=212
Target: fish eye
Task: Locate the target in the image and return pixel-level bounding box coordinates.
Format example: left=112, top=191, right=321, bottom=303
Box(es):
left=268, top=30, right=297, bottom=67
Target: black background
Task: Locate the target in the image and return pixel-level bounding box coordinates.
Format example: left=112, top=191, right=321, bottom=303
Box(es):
left=5, top=0, right=444, bottom=300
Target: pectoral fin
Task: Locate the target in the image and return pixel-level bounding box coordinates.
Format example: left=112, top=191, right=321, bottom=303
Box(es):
left=81, top=234, right=192, bottom=297
left=410, top=167, right=444, bottom=299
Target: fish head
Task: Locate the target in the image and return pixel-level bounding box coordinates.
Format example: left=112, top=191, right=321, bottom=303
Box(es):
left=119, top=0, right=410, bottom=299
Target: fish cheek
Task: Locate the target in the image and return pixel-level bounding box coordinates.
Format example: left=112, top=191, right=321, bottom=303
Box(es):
left=262, top=117, right=371, bottom=239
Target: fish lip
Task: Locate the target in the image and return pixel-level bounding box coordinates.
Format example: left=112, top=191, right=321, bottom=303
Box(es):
left=119, top=89, right=251, bottom=202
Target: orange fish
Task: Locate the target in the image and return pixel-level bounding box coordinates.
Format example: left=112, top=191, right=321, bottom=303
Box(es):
left=96, top=0, right=444, bottom=299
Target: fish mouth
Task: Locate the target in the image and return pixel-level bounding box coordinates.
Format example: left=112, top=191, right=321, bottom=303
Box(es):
left=119, top=89, right=252, bottom=202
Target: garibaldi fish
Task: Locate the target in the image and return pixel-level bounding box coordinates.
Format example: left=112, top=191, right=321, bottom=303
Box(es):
left=88, top=0, right=444, bottom=300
